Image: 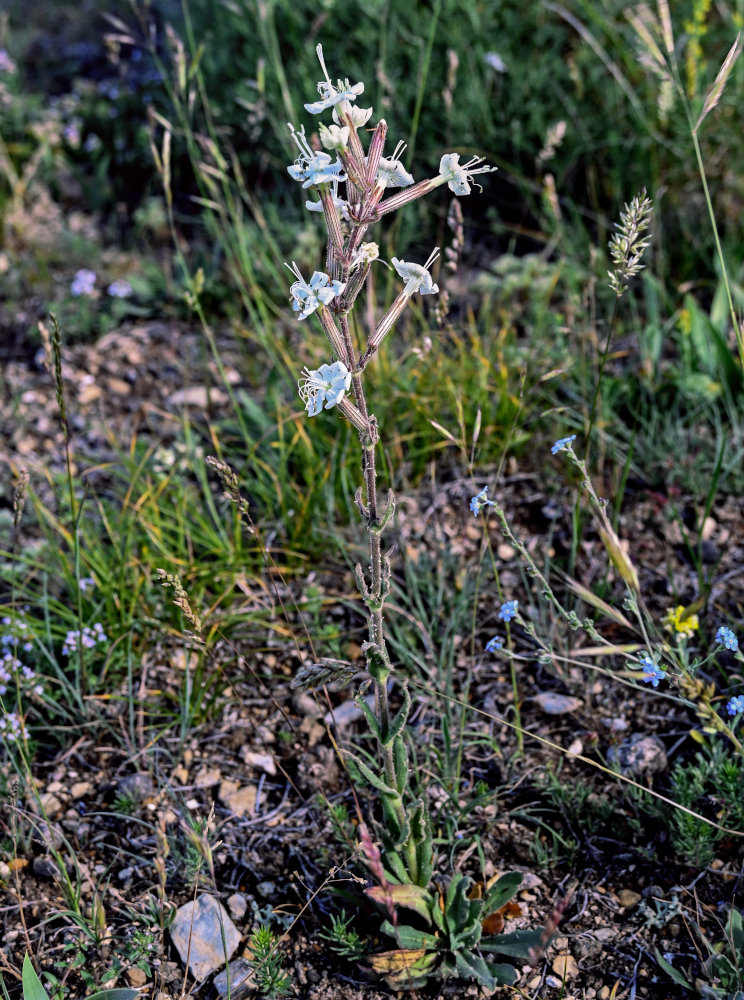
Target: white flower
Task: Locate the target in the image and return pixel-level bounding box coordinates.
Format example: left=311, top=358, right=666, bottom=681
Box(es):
left=304, top=44, right=364, bottom=114
left=350, top=243, right=379, bottom=270
left=333, top=103, right=373, bottom=129
left=305, top=186, right=350, bottom=219
left=298, top=361, right=352, bottom=416
left=375, top=141, right=414, bottom=190
left=319, top=123, right=350, bottom=152
left=391, top=248, right=440, bottom=296
left=287, top=124, right=346, bottom=189
left=286, top=262, right=346, bottom=320
left=438, top=153, right=497, bottom=196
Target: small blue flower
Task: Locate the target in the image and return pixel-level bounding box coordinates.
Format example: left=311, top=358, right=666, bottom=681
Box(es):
left=498, top=600, right=519, bottom=622
left=107, top=278, right=133, bottom=298
left=470, top=486, right=495, bottom=517
left=726, top=695, right=744, bottom=716
left=639, top=655, right=666, bottom=688
left=715, top=626, right=739, bottom=652
left=485, top=636, right=503, bottom=653
left=551, top=435, right=576, bottom=455
left=71, top=269, right=96, bottom=297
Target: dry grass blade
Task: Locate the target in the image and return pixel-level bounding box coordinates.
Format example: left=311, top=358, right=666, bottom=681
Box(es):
left=561, top=576, right=635, bottom=630
left=696, top=33, right=743, bottom=132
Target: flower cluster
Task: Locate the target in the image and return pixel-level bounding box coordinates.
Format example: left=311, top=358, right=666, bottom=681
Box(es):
left=485, top=636, right=503, bottom=653
left=1, top=617, right=33, bottom=654
left=108, top=278, right=133, bottom=299
left=0, top=711, right=22, bottom=742
left=0, top=651, right=42, bottom=697
left=639, top=655, right=666, bottom=687
left=71, top=269, right=97, bottom=297
left=662, top=605, right=699, bottom=639
left=498, top=600, right=519, bottom=622
left=284, top=45, right=495, bottom=420
left=62, top=622, right=107, bottom=656
left=715, top=626, right=739, bottom=652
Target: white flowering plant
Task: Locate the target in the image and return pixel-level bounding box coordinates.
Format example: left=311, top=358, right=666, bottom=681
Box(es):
left=283, top=45, right=543, bottom=989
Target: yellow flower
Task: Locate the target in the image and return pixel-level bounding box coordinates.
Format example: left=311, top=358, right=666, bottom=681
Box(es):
left=662, top=605, right=699, bottom=639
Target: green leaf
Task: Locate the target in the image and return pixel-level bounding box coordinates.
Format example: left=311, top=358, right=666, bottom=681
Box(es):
left=454, top=948, right=495, bottom=988
left=487, top=962, right=520, bottom=986
left=366, top=883, right=434, bottom=924
left=654, top=950, right=693, bottom=989
left=727, top=907, right=743, bottom=953
left=380, top=921, right=438, bottom=950
left=384, top=853, right=408, bottom=884
left=355, top=695, right=382, bottom=741
left=341, top=749, right=397, bottom=796
left=445, top=875, right=473, bottom=932
left=86, top=991, right=142, bottom=1000
left=483, top=871, right=523, bottom=915
left=410, top=801, right=434, bottom=887
left=380, top=791, right=408, bottom=847
left=450, top=918, right=482, bottom=951
left=22, top=957, right=51, bottom=1000
left=381, top=683, right=410, bottom=747
left=392, top=734, right=409, bottom=794
left=480, top=929, right=544, bottom=958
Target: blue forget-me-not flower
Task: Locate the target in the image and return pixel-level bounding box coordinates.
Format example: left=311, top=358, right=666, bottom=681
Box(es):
left=470, top=486, right=495, bottom=517
left=498, top=600, right=519, bottom=622
left=715, top=626, right=739, bottom=652
left=551, top=435, right=576, bottom=455
left=639, top=655, right=666, bottom=687
left=726, top=695, right=744, bottom=716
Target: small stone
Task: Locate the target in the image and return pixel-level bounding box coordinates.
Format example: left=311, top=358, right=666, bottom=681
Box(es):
left=240, top=750, right=276, bottom=776
left=551, top=953, right=579, bottom=979
left=617, top=889, right=641, bottom=910
left=606, top=734, right=668, bottom=777
left=125, top=967, right=148, bottom=987
left=117, top=773, right=154, bottom=800
left=194, top=767, right=221, bottom=788
left=218, top=781, right=256, bottom=817
left=170, top=895, right=241, bottom=980
left=497, top=543, right=515, bottom=560
left=227, top=893, right=248, bottom=920
left=32, top=857, right=59, bottom=879
left=38, top=793, right=63, bottom=818
left=70, top=781, right=92, bottom=799
left=213, top=958, right=254, bottom=999
left=532, top=692, right=583, bottom=715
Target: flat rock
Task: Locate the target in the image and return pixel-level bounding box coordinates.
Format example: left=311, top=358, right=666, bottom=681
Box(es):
left=213, top=958, right=254, bottom=999
left=170, top=895, right=241, bottom=980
